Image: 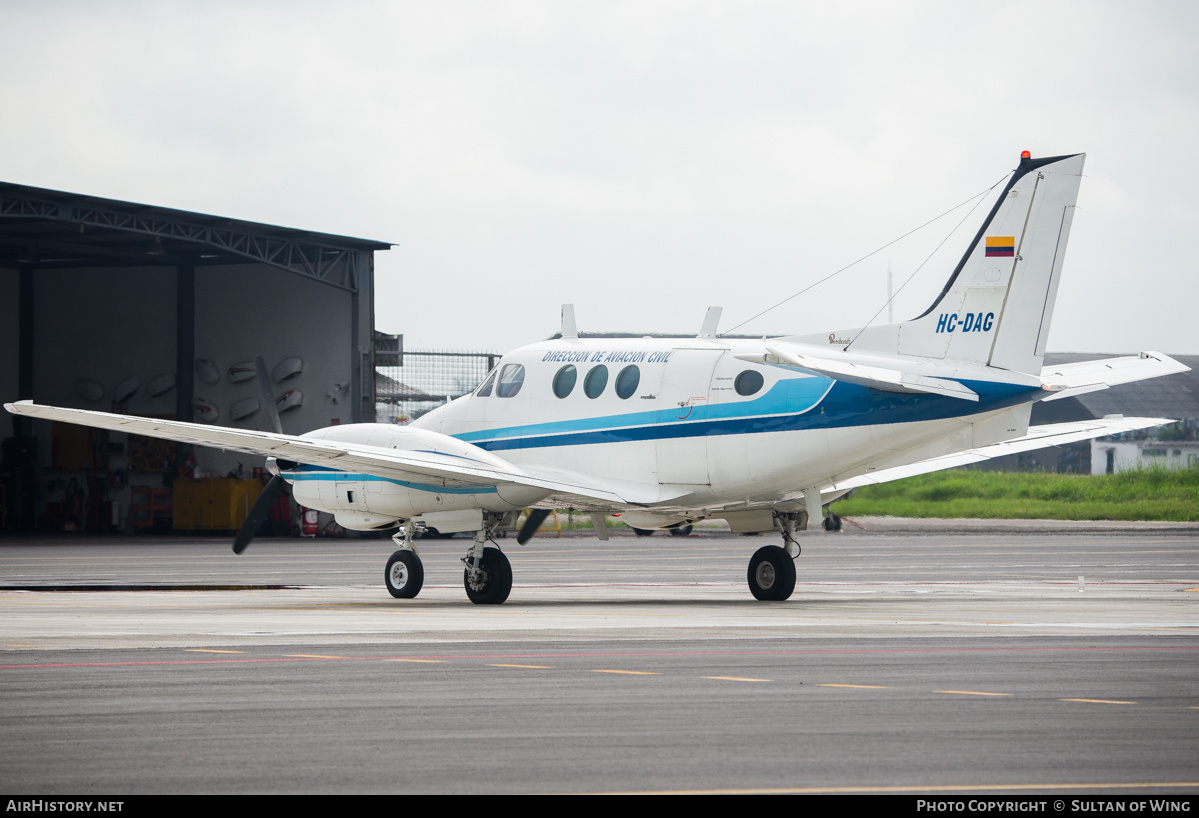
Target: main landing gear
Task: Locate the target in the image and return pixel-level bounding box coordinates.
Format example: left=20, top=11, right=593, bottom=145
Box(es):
left=746, top=511, right=803, bottom=601
left=384, top=518, right=515, bottom=604
left=461, top=525, right=512, bottom=604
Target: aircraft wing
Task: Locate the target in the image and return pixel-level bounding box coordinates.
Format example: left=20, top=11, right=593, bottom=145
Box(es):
left=1039, top=351, right=1189, bottom=401
left=3, top=401, right=677, bottom=506
left=827, top=415, right=1172, bottom=492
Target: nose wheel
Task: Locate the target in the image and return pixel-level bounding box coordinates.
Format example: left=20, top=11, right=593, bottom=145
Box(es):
left=385, top=549, right=425, bottom=599
left=747, top=545, right=796, bottom=601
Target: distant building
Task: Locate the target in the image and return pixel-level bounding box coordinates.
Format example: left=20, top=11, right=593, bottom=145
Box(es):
left=978, top=353, right=1198, bottom=474
left=1091, top=439, right=1199, bottom=475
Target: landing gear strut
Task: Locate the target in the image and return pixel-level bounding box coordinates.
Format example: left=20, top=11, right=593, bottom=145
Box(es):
left=385, top=524, right=424, bottom=599
left=747, top=546, right=796, bottom=600
left=745, top=511, right=804, bottom=601
left=462, top=527, right=512, bottom=605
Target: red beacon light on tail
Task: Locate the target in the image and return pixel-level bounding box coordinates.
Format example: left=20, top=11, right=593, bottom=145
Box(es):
left=1021, top=150, right=1031, bottom=159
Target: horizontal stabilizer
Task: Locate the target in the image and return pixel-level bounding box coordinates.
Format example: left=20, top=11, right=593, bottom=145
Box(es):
left=1039, top=351, right=1189, bottom=402
left=737, top=343, right=979, bottom=401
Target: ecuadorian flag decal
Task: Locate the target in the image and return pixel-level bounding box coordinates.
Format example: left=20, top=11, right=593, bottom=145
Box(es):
left=985, top=236, right=1015, bottom=257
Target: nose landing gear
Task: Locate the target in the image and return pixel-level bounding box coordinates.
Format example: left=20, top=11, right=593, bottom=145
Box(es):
left=385, top=549, right=424, bottom=598
left=385, top=524, right=424, bottom=599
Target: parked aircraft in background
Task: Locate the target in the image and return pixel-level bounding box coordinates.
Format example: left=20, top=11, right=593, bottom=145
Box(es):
left=8, top=152, right=1187, bottom=604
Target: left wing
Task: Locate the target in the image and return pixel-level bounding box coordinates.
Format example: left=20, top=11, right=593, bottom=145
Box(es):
left=3, top=401, right=682, bottom=506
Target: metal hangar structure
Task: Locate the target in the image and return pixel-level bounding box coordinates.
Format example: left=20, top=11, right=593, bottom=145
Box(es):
left=0, top=181, right=391, bottom=532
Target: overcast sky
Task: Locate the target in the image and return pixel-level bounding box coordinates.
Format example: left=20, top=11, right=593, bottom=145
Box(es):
left=3, top=0, right=1197, bottom=354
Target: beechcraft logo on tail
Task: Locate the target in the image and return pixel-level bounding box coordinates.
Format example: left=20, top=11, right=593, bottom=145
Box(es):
left=985, top=236, right=1015, bottom=257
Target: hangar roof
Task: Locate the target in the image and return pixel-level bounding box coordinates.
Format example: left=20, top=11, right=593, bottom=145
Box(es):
left=0, top=181, right=391, bottom=292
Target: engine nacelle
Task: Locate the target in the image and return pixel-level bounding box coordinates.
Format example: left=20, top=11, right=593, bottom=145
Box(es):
left=281, top=423, right=551, bottom=524
left=620, top=511, right=702, bottom=531
left=334, top=513, right=402, bottom=531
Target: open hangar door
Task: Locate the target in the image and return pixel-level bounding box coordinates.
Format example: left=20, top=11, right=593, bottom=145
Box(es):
left=0, top=182, right=390, bottom=534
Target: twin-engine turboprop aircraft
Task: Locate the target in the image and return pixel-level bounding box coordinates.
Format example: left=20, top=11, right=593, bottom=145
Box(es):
left=7, top=152, right=1188, bottom=604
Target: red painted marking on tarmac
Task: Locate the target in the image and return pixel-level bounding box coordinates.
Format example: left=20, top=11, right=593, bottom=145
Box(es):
left=1, top=644, right=1197, bottom=670
left=0, top=657, right=330, bottom=669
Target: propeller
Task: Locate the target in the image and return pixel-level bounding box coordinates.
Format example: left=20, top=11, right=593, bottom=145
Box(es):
left=232, top=474, right=284, bottom=554
left=517, top=508, right=552, bottom=545
left=232, top=356, right=286, bottom=555
left=255, top=355, right=284, bottom=436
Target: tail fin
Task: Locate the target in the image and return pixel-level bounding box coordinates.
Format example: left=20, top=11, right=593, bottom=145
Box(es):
left=844, top=153, right=1085, bottom=376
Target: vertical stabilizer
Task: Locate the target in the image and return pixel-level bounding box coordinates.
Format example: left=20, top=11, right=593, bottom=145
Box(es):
left=827, top=153, right=1085, bottom=377
left=902, top=152, right=1084, bottom=375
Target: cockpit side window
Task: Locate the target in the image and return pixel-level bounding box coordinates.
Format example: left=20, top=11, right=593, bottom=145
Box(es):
left=476, top=369, right=497, bottom=397
left=497, top=364, right=526, bottom=398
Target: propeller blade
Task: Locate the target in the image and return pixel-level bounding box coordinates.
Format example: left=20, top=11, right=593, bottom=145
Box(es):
left=517, top=508, right=551, bottom=545
left=255, top=355, right=283, bottom=435
left=233, top=474, right=284, bottom=554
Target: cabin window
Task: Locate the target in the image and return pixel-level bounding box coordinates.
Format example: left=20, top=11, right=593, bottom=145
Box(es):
left=735, top=370, right=764, bottom=396
left=615, top=365, right=640, bottom=399
left=553, top=365, right=577, bottom=398
left=584, top=365, right=608, bottom=399
left=476, top=369, right=497, bottom=397
left=497, top=364, right=526, bottom=398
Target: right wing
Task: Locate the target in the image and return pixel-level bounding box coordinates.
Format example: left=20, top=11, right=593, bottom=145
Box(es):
left=826, top=415, right=1171, bottom=495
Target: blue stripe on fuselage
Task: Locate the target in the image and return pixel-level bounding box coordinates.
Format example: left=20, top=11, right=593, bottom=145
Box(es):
left=456, top=379, right=1040, bottom=452
left=455, top=377, right=834, bottom=443
left=285, top=465, right=498, bottom=495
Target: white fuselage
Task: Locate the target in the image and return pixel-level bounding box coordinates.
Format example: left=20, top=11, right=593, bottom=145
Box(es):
left=287, top=336, right=1038, bottom=530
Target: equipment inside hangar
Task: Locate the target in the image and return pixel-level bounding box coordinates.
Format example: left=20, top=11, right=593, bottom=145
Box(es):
left=0, top=181, right=390, bottom=534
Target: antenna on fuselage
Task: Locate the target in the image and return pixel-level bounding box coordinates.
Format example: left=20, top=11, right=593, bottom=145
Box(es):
left=698, top=307, right=722, bottom=339
left=561, top=304, right=578, bottom=339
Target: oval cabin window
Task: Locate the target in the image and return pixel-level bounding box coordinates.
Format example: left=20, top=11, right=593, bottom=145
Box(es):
left=552, top=365, right=577, bottom=398
left=584, top=365, right=608, bottom=399
left=734, top=370, right=764, bottom=396
left=615, top=365, right=640, bottom=399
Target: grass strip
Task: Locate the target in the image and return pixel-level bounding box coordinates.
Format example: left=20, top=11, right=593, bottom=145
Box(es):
left=831, top=463, right=1199, bottom=521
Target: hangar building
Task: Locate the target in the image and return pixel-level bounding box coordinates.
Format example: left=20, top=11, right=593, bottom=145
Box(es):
left=0, top=181, right=390, bottom=533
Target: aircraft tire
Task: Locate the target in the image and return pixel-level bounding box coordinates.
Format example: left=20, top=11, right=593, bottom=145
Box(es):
left=822, top=513, right=842, bottom=532
left=747, top=545, right=796, bottom=601
left=464, top=548, right=512, bottom=605
left=633, top=528, right=654, bottom=537
left=669, top=525, right=694, bottom=537
left=385, top=550, right=424, bottom=599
